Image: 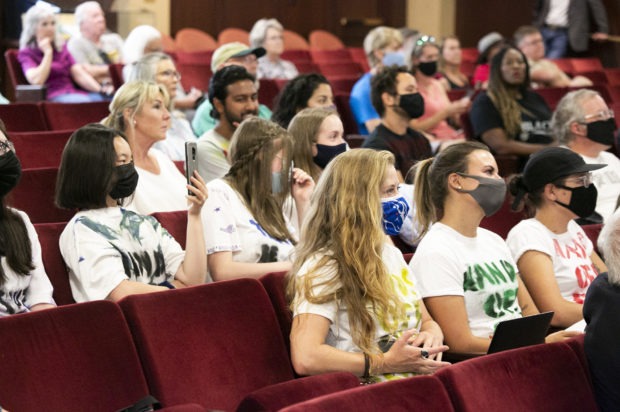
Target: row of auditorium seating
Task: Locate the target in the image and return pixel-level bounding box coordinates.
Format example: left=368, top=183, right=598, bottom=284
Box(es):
left=0, top=101, right=109, bottom=132
left=0, top=265, right=599, bottom=411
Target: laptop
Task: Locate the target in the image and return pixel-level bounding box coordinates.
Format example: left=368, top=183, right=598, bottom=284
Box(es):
left=487, top=311, right=554, bottom=354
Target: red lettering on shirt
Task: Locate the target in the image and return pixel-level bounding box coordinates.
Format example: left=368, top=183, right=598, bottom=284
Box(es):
left=553, top=239, right=565, bottom=259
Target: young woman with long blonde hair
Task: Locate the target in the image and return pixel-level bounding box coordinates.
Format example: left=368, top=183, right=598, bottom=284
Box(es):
left=289, top=149, right=449, bottom=382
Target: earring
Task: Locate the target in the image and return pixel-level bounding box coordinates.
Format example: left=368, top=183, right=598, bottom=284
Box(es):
left=133, top=119, right=137, bottom=126
left=458, top=186, right=462, bottom=189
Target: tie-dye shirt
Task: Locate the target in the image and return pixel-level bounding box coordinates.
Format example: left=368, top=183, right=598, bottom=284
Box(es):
left=293, top=243, right=423, bottom=382
left=60, top=207, right=185, bottom=302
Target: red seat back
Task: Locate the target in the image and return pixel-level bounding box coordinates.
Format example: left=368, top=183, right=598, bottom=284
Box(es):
left=10, top=129, right=71, bottom=169
left=310, top=49, right=352, bottom=63
left=34, top=221, right=75, bottom=306
left=317, top=62, right=363, bottom=78
left=0, top=103, right=48, bottom=132
left=0, top=300, right=150, bottom=412
left=334, top=93, right=359, bottom=135
left=480, top=185, right=525, bottom=239
left=175, top=50, right=214, bottom=65
left=280, top=375, right=454, bottom=412
left=258, top=78, right=283, bottom=109
left=308, top=30, right=345, bottom=51
left=176, top=62, right=212, bottom=92
left=436, top=342, right=598, bottom=412
left=570, top=57, right=603, bottom=74
left=119, top=279, right=294, bottom=411
left=7, top=167, right=75, bottom=224
left=283, top=30, right=310, bottom=51
left=281, top=49, right=312, bottom=64
left=217, top=28, right=250, bottom=46
left=259, top=271, right=292, bottom=353
left=175, top=28, right=218, bottom=52
left=42, top=101, right=109, bottom=131
left=151, top=210, right=188, bottom=249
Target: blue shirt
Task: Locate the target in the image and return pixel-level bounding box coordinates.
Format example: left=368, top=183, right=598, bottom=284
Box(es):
left=349, top=72, right=378, bottom=135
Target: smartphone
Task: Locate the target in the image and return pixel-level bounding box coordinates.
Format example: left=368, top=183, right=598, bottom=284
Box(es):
left=185, top=141, right=198, bottom=196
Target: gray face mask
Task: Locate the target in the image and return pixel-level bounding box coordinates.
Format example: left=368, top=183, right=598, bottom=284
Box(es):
left=455, top=173, right=507, bottom=216
left=271, top=171, right=283, bottom=194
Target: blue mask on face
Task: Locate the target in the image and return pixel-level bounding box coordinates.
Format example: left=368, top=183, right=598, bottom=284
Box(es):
left=382, top=51, right=406, bottom=67
left=381, top=195, right=410, bottom=235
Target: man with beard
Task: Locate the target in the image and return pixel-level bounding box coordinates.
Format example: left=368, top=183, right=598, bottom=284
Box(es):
left=363, top=65, right=432, bottom=182
left=192, top=42, right=270, bottom=137
left=68, top=1, right=123, bottom=84
left=195, top=65, right=259, bottom=182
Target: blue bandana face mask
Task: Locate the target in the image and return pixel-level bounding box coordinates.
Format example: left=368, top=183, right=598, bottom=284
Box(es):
left=381, top=195, right=410, bottom=235
left=382, top=51, right=406, bottom=67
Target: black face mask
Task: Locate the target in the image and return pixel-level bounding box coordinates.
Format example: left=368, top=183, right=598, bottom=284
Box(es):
left=555, top=184, right=598, bottom=219
left=417, top=60, right=438, bottom=77
left=109, top=163, right=139, bottom=200
left=397, top=92, right=425, bottom=119
left=0, top=151, right=21, bottom=198
left=313, top=142, right=347, bottom=169
left=586, top=119, right=616, bottom=146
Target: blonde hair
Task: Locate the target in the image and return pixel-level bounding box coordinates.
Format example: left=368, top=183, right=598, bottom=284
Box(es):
left=289, top=149, right=405, bottom=355
left=226, top=117, right=295, bottom=243
left=363, top=26, right=403, bottom=68
left=102, top=80, right=170, bottom=133
left=413, top=141, right=489, bottom=238
left=287, top=107, right=338, bottom=182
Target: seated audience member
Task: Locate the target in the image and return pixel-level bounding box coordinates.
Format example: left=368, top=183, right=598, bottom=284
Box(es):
left=128, top=52, right=195, bottom=161
left=362, top=65, right=432, bottom=182
left=472, top=32, right=505, bottom=89
left=397, top=27, right=420, bottom=68
left=470, top=46, right=554, bottom=163
left=585, top=214, right=620, bottom=411
left=438, top=35, right=469, bottom=91
left=103, top=81, right=187, bottom=215
left=67, top=1, right=122, bottom=84
left=272, top=73, right=335, bottom=128
left=0, top=120, right=55, bottom=316
left=552, top=89, right=620, bottom=222
left=57, top=124, right=207, bottom=303
left=250, top=18, right=299, bottom=80
left=507, top=147, right=607, bottom=328
left=192, top=42, right=269, bottom=137
left=410, top=36, right=469, bottom=141
left=350, top=26, right=403, bottom=135
left=195, top=65, right=259, bottom=183
left=202, top=117, right=314, bottom=281
left=18, top=2, right=111, bottom=102
left=409, top=142, right=576, bottom=354
left=514, top=25, right=592, bottom=88
left=122, top=25, right=203, bottom=115
left=289, top=149, right=449, bottom=382
left=288, top=107, right=346, bottom=182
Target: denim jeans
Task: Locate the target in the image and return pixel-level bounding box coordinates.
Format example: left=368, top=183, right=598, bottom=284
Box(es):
left=541, top=26, right=569, bottom=59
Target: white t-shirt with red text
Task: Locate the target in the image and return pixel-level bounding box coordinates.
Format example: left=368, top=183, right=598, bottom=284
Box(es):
left=507, top=218, right=598, bottom=304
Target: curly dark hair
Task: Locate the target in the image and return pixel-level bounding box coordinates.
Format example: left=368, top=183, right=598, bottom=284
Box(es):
left=271, top=73, right=331, bottom=128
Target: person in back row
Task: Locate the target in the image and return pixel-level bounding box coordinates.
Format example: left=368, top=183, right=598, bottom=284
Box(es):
left=56, top=124, right=207, bottom=303
left=350, top=26, right=403, bottom=135
left=363, top=65, right=432, bottom=182
left=0, top=119, right=55, bottom=316
left=250, top=18, right=299, bottom=80
left=272, top=73, right=335, bottom=129
left=552, top=89, right=620, bottom=223
left=192, top=42, right=270, bottom=137
left=195, top=65, right=259, bottom=183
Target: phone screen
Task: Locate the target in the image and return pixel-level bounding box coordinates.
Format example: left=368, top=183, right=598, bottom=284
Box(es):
left=185, top=142, right=198, bottom=196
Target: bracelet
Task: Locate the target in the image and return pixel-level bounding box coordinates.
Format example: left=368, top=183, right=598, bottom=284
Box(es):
left=362, top=353, right=370, bottom=381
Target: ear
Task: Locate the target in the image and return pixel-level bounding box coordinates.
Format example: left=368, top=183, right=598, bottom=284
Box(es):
left=382, top=91, right=396, bottom=108
left=542, top=183, right=558, bottom=201
left=569, top=121, right=586, bottom=137
left=373, top=48, right=384, bottom=63
left=213, top=97, right=225, bottom=115
left=122, top=108, right=134, bottom=125
left=447, top=172, right=463, bottom=191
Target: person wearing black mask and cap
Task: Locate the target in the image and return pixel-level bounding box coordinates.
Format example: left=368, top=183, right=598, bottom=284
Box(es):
left=363, top=65, right=432, bottom=183
left=552, top=89, right=620, bottom=223
left=0, top=119, right=55, bottom=316
left=507, top=147, right=608, bottom=330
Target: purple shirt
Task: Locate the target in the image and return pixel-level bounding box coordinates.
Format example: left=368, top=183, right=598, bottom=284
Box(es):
left=18, top=43, right=87, bottom=100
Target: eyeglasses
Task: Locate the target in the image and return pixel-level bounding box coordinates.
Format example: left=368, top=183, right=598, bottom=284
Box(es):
left=157, top=70, right=182, bottom=80
left=556, top=172, right=593, bottom=189
left=416, top=35, right=436, bottom=46
left=582, top=109, right=615, bottom=122
left=0, top=140, right=15, bottom=155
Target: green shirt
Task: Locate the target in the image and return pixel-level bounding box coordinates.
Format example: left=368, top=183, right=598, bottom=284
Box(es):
left=191, top=100, right=272, bottom=137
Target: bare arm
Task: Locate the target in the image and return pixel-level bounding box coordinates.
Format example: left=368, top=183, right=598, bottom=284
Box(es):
left=82, top=63, right=112, bottom=82
left=24, top=38, right=53, bottom=85
left=481, top=127, right=550, bottom=156
left=30, top=303, right=56, bottom=311
left=107, top=280, right=169, bottom=302
left=208, top=250, right=292, bottom=281
left=69, top=63, right=102, bottom=92
left=291, top=168, right=315, bottom=229
left=517, top=250, right=585, bottom=327
left=410, top=98, right=469, bottom=132
left=423, top=295, right=490, bottom=354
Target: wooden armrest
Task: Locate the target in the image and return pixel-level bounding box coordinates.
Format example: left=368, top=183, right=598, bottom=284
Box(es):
left=15, top=85, right=47, bottom=102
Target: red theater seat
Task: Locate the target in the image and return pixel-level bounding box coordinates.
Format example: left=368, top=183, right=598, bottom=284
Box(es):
left=310, top=49, right=352, bottom=63
left=309, top=30, right=345, bottom=50
left=177, top=63, right=212, bottom=92
left=10, top=129, right=71, bottom=169
left=33, top=222, right=75, bottom=306
left=0, top=103, right=48, bottom=132
left=151, top=210, right=188, bottom=249
left=259, top=271, right=292, bottom=353
left=42, top=101, right=109, bottom=130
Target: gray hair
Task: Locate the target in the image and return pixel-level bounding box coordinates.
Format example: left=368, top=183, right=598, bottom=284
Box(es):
left=74, top=1, right=101, bottom=28
left=127, top=52, right=175, bottom=109
left=249, top=18, right=283, bottom=49
left=19, top=2, right=64, bottom=49
left=602, top=212, right=620, bottom=286
left=122, top=25, right=161, bottom=65
left=363, top=26, right=403, bottom=68
left=551, top=89, right=600, bottom=145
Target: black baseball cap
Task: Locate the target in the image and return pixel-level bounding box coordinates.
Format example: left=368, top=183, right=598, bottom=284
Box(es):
left=522, top=147, right=606, bottom=192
